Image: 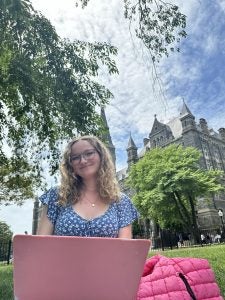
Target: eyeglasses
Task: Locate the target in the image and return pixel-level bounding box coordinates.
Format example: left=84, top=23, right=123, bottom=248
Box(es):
left=70, top=149, right=97, bottom=164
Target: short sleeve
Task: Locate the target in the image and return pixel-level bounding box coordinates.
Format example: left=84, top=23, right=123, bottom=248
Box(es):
left=116, top=193, right=139, bottom=228
left=39, top=187, right=60, bottom=225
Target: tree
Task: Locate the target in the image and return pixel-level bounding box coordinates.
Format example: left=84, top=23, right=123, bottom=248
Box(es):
left=0, top=220, right=13, bottom=242
left=76, top=0, right=187, bottom=62
left=126, top=145, right=224, bottom=243
left=0, top=0, right=118, bottom=203
left=0, top=155, right=36, bottom=204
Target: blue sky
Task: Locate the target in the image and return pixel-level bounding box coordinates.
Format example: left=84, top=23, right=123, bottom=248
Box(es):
left=1, top=0, right=225, bottom=234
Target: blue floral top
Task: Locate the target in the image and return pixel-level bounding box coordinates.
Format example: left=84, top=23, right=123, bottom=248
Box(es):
left=39, top=187, right=139, bottom=237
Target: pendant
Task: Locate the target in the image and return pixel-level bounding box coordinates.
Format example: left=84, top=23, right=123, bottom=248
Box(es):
left=92, top=203, right=95, bottom=207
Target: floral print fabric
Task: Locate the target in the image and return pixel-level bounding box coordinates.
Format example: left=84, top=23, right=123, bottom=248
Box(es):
left=39, top=187, right=139, bottom=237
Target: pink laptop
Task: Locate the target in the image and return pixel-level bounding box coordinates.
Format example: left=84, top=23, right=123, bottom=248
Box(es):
left=13, top=235, right=150, bottom=300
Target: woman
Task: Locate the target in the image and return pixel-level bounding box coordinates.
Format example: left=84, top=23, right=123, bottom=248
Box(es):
left=38, top=135, right=139, bottom=238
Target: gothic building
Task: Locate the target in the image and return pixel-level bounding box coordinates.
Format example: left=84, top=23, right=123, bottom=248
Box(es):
left=117, top=101, right=225, bottom=233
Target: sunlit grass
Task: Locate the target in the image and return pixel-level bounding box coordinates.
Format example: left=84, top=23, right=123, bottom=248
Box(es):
left=0, top=264, right=13, bottom=300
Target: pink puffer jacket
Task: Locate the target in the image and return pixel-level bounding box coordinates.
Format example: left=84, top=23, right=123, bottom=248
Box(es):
left=137, top=255, right=223, bottom=300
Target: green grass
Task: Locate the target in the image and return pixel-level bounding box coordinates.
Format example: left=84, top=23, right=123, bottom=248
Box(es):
left=0, top=264, right=13, bottom=300
left=149, top=244, right=225, bottom=297
left=1, top=245, right=225, bottom=299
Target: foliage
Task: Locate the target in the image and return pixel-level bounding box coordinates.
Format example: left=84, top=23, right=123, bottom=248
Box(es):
left=76, top=0, right=187, bottom=62
left=132, top=219, right=143, bottom=238
left=0, top=0, right=118, bottom=203
left=0, top=221, right=13, bottom=241
left=0, top=155, right=35, bottom=204
left=127, top=145, right=224, bottom=239
left=151, top=244, right=225, bottom=297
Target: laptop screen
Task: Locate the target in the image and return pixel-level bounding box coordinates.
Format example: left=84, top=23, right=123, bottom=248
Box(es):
left=13, top=235, right=150, bottom=300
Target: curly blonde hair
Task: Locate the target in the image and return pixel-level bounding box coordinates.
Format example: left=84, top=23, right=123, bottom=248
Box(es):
left=59, top=135, right=120, bottom=205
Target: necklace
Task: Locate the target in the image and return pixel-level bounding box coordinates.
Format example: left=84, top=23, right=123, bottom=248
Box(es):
left=87, top=200, right=96, bottom=207
left=83, top=195, right=98, bottom=208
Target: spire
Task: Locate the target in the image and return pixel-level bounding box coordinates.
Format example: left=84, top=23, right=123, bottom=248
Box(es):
left=179, top=100, right=196, bottom=133
left=180, top=99, right=193, bottom=117
left=126, top=133, right=138, bottom=168
left=100, top=106, right=116, bottom=166
left=101, top=106, right=108, bottom=130
left=100, top=107, right=113, bottom=145
left=127, top=133, right=137, bottom=150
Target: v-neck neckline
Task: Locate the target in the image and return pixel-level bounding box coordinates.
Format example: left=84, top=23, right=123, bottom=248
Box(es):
left=70, top=203, right=112, bottom=222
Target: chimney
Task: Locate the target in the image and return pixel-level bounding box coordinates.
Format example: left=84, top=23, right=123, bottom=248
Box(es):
left=143, top=138, right=149, bottom=146
left=199, top=118, right=209, bottom=134
left=219, top=128, right=225, bottom=141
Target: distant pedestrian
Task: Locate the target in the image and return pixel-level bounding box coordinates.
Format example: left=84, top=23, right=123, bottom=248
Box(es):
left=201, top=233, right=206, bottom=244
left=210, top=233, right=215, bottom=243
left=177, top=233, right=184, bottom=248
left=214, top=233, right=221, bottom=243
left=206, top=233, right=211, bottom=244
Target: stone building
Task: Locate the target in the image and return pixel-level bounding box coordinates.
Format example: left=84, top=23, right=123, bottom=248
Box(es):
left=117, top=101, right=225, bottom=234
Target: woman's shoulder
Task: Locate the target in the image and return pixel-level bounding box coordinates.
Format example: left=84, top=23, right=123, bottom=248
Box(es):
left=39, top=186, right=59, bottom=205
left=113, top=193, right=139, bottom=225
left=114, top=193, right=132, bottom=207
left=118, top=192, right=131, bottom=202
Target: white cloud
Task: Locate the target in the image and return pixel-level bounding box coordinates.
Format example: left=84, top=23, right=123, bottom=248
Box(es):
left=217, top=0, right=225, bottom=13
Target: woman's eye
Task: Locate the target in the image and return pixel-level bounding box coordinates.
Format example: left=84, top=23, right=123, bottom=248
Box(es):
left=86, top=151, right=93, bottom=156
left=72, top=156, right=79, bottom=161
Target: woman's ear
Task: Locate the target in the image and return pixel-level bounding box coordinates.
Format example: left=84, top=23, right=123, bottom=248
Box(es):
left=72, top=172, right=77, bottom=179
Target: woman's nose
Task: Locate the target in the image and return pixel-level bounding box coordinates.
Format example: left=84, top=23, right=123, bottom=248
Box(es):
left=80, top=155, right=88, bottom=163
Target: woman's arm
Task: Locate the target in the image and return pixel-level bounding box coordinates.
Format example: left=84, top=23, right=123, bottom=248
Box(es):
left=37, top=206, right=54, bottom=235
left=118, top=224, right=132, bottom=239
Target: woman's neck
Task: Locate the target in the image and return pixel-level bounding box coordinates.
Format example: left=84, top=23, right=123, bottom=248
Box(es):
left=82, top=178, right=98, bottom=193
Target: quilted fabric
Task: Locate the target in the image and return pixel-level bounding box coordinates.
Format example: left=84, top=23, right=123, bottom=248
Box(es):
left=137, top=255, right=223, bottom=300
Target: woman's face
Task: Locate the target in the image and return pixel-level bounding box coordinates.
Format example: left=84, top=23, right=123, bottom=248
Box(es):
left=70, top=140, right=101, bottom=180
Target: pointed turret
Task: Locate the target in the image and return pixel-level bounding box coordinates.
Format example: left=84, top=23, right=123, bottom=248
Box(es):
left=126, top=133, right=138, bottom=168
left=100, top=106, right=116, bottom=166
left=179, top=100, right=196, bottom=133
left=180, top=99, right=194, bottom=117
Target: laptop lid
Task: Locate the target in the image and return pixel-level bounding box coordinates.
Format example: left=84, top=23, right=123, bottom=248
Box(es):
left=13, top=235, right=150, bottom=300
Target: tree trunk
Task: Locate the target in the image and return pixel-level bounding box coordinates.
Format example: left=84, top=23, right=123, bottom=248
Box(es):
left=187, top=193, right=200, bottom=244
left=173, top=191, right=192, bottom=230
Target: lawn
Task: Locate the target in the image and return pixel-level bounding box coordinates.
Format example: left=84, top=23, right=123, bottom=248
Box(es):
left=0, top=264, right=13, bottom=300
left=1, top=244, right=224, bottom=299
left=149, top=244, right=225, bottom=298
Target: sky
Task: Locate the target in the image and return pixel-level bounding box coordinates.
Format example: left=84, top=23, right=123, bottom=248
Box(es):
left=1, top=0, right=225, bottom=234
